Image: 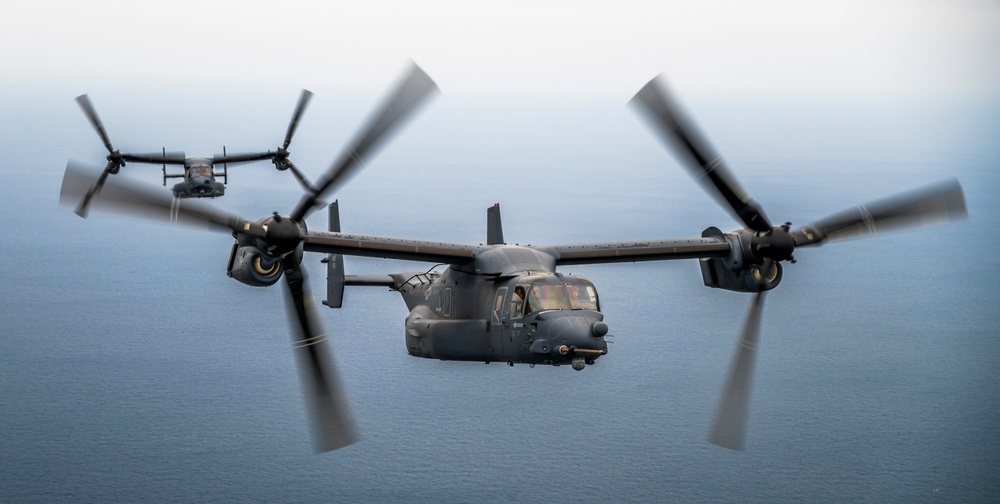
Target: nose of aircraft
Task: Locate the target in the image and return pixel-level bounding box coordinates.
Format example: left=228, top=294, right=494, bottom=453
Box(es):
left=526, top=313, right=609, bottom=369
left=542, top=315, right=607, bottom=353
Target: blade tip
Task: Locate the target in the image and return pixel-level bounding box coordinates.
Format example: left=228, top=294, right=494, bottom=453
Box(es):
left=708, top=437, right=746, bottom=451
left=313, top=428, right=361, bottom=453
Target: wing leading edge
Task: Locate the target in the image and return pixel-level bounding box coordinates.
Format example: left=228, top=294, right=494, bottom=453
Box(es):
left=303, top=231, right=483, bottom=264
left=304, top=232, right=732, bottom=267
left=541, top=237, right=731, bottom=265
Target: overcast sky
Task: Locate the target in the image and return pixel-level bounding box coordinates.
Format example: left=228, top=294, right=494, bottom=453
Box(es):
left=2, top=0, right=997, bottom=103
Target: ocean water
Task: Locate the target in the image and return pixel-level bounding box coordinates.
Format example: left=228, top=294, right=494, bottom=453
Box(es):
left=1, top=94, right=998, bottom=503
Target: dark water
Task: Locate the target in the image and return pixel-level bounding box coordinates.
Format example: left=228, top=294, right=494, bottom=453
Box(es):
left=1, top=94, right=998, bottom=503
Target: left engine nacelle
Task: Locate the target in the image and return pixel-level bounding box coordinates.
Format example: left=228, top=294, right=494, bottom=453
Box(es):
left=227, top=244, right=283, bottom=287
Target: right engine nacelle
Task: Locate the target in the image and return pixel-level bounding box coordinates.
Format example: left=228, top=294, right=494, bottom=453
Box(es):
left=227, top=244, right=283, bottom=287
left=699, top=226, right=783, bottom=293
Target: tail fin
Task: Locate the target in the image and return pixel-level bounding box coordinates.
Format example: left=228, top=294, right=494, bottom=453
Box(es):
left=487, top=203, right=504, bottom=245
left=322, top=200, right=346, bottom=308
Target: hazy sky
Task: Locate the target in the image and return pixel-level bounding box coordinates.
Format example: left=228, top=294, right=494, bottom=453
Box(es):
left=2, top=0, right=997, bottom=103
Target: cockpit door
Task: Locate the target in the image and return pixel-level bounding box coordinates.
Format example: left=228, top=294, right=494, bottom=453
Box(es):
left=490, top=286, right=508, bottom=356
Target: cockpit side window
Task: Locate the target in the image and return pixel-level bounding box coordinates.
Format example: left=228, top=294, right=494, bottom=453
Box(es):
left=511, top=284, right=527, bottom=319
left=568, top=284, right=599, bottom=311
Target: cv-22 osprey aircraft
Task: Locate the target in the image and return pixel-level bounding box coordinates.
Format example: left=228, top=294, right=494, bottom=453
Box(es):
left=72, top=89, right=318, bottom=216
left=61, top=63, right=967, bottom=453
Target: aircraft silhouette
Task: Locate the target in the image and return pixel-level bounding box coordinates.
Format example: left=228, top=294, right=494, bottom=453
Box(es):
left=73, top=89, right=317, bottom=216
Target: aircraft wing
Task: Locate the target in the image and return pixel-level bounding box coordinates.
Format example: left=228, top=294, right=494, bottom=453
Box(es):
left=540, top=237, right=731, bottom=265
left=212, top=151, right=275, bottom=165
left=121, top=151, right=187, bottom=165
left=303, top=231, right=483, bottom=264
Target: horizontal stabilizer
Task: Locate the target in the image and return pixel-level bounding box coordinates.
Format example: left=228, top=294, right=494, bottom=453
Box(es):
left=345, top=275, right=396, bottom=287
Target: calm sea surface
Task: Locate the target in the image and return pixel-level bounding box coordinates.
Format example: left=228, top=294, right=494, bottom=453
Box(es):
left=1, top=96, right=998, bottom=503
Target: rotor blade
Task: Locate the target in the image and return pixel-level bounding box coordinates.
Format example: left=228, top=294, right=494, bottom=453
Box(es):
left=629, top=76, right=771, bottom=232
left=792, top=178, right=968, bottom=247
left=708, top=291, right=766, bottom=451
left=290, top=63, right=439, bottom=222
left=282, top=260, right=360, bottom=452
left=73, top=161, right=114, bottom=218
left=284, top=159, right=316, bottom=194
left=60, top=160, right=263, bottom=236
left=284, top=89, right=314, bottom=150
left=76, top=94, right=115, bottom=153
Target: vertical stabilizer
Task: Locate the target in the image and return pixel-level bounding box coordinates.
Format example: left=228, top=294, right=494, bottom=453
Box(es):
left=487, top=203, right=505, bottom=245
left=322, top=200, right=346, bottom=308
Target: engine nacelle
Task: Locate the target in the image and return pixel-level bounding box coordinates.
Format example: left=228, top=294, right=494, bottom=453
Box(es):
left=699, top=226, right=783, bottom=293
left=227, top=244, right=283, bottom=287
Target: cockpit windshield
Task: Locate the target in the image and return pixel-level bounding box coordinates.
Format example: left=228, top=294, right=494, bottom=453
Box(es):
left=189, top=165, right=212, bottom=177
left=527, top=284, right=569, bottom=311
left=517, top=281, right=600, bottom=316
